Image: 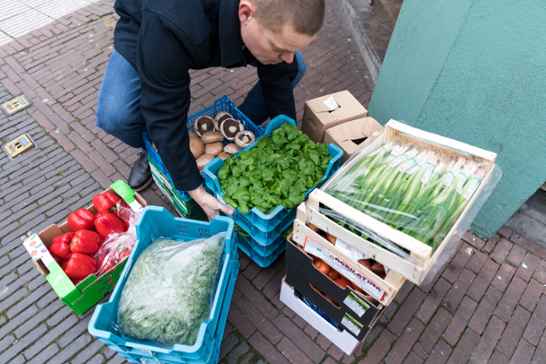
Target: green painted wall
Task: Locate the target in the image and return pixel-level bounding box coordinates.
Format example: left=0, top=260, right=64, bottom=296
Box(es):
left=369, top=0, right=546, bottom=237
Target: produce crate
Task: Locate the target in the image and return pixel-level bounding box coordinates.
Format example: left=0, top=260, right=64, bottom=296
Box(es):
left=236, top=224, right=291, bottom=268
left=280, top=278, right=376, bottom=355
left=292, top=216, right=405, bottom=306
left=285, top=239, right=384, bottom=340
left=302, top=120, right=500, bottom=286
left=144, top=96, right=263, bottom=217
left=88, top=207, right=239, bottom=363
left=203, top=115, right=344, bottom=233
left=22, top=189, right=147, bottom=316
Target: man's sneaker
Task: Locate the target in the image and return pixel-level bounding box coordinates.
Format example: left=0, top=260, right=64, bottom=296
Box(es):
left=128, top=151, right=152, bottom=192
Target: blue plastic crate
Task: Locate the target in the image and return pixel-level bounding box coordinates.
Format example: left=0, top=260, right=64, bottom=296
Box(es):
left=88, top=207, right=239, bottom=363
left=203, top=115, right=344, bottom=232
left=237, top=232, right=286, bottom=268
left=236, top=211, right=294, bottom=254
left=144, top=96, right=263, bottom=216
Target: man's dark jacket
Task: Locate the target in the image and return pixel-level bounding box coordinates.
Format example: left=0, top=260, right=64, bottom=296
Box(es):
left=114, top=0, right=298, bottom=191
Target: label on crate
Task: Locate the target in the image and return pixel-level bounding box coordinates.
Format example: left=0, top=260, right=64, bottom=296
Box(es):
left=23, top=234, right=51, bottom=262
left=343, top=291, right=370, bottom=318
left=304, top=237, right=386, bottom=302
left=335, top=238, right=369, bottom=261
left=341, top=313, right=364, bottom=337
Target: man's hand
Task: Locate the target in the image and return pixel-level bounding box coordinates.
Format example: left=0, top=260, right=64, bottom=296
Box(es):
left=188, top=185, right=234, bottom=219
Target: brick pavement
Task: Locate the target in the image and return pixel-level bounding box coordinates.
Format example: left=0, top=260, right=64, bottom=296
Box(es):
left=1, top=1, right=546, bottom=363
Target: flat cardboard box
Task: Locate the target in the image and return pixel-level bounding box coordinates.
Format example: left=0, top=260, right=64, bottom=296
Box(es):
left=324, top=117, right=383, bottom=159
left=302, top=90, right=368, bottom=142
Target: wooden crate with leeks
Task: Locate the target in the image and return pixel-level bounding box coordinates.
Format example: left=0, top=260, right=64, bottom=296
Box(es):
left=297, top=120, right=500, bottom=286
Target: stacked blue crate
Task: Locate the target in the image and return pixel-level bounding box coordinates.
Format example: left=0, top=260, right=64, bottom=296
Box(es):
left=88, top=207, right=239, bottom=364
left=203, top=116, right=343, bottom=268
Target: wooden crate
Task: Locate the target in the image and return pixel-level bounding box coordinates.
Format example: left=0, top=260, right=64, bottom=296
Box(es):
left=292, top=217, right=405, bottom=305
left=302, top=120, right=498, bottom=285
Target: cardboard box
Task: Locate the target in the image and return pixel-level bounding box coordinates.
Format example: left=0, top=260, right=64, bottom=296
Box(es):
left=23, top=190, right=146, bottom=316
left=280, top=278, right=373, bottom=355
left=324, top=117, right=383, bottom=159
left=285, top=239, right=383, bottom=340
left=302, top=90, right=368, bottom=142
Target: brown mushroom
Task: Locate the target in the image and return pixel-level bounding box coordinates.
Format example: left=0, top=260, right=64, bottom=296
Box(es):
left=196, top=153, right=215, bottom=170
left=189, top=132, right=205, bottom=158
left=215, top=112, right=233, bottom=127
left=223, top=143, right=240, bottom=154
left=201, top=131, right=224, bottom=144
left=234, top=130, right=256, bottom=148
left=193, top=116, right=216, bottom=137
left=217, top=151, right=231, bottom=160
left=219, top=117, right=243, bottom=140
left=205, top=142, right=223, bottom=156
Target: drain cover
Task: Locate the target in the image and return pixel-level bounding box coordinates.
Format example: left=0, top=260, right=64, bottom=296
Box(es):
left=3, top=134, right=34, bottom=158
left=1, top=95, right=31, bottom=115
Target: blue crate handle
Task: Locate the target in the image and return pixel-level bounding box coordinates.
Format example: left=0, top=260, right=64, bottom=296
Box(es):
left=202, top=115, right=343, bottom=220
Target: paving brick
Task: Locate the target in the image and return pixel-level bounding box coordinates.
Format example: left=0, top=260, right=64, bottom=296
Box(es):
left=27, top=343, right=60, bottom=364
left=248, top=331, right=288, bottom=364
left=497, top=305, right=532, bottom=357
left=494, top=276, right=527, bottom=322
left=509, top=338, right=535, bottom=364
left=24, top=314, right=78, bottom=359
left=424, top=339, right=451, bottom=364
left=385, top=318, right=426, bottom=364
left=533, top=261, right=546, bottom=284
left=0, top=324, right=47, bottom=363
left=468, top=297, right=496, bottom=335
left=273, top=314, right=325, bottom=363
left=466, top=249, right=488, bottom=274
left=490, top=238, right=513, bottom=264
left=403, top=351, right=425, bottom=364
left=304, top=323, right=319, bottom=340
left=226, top=340, right=250, bottom=364
left=327, top=344, right=345, bottom=361
left=236, top=275, right=279, bottom=321
left=389, top=287, right=426, bottom=336
left=228, top=304, right=257, bottom=339
left=395, top=281, right=414, bottom=305
left=506, top=245, right=527, bottom=268
left=483, top=236, right=500, bottom=254
left=381, top=300, right=400, bottom=325
left=515, top=253, right=542, bottom=282
left=277, top=337, right=315, bottom=364
left=467, top=258, right=499, bottom=302
left=469, top=315, right=506, bottom=364
left=49, top=334, right=93, bottom=363
left=446, top=327, right=480, bottom=364
left=220, top=331, right=240, bottom=359
left=489, top=350, right=510, bottom=364
left=531, top=330, right=546, bottom=364
left=360, top=329, right=396, bottom=364
left=442, top=243, right=473, bottom=283
left=491, top=263, right=516, bottom=293
left=416, top=277, right=451, bottom=323
left=523, top=295, right=546, bottom=346
left=443, top=295, right=478, bottom=346
left=520, top=279, right=545, bottom=312
left=231, top=294, right=283, bottom=344
left=442, top=269, right=475, bottom=314
left=418, top=308, right=452, bottom=354
left=315, top=334, right=332, bottom=351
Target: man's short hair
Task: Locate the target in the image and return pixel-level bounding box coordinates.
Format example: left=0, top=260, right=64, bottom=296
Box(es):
left=252, top=0, right=326, bottom=36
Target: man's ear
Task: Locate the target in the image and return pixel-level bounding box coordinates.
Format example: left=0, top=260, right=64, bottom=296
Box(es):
left=238, top=0, right=256, bottom=24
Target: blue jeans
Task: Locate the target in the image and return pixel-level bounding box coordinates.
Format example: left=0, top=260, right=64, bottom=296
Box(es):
left=96, top=50, right=307, bottom=148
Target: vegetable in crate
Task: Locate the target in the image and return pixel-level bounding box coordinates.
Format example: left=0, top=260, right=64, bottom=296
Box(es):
left=50, top=232, right=74, bottom=259
left=118, top=233, right=225, bottom=345
left=92, top=191, right=122, bottom=213
left=94, top=212, right=127, bottom=238
left=324, top=142, right=488, bottom=250
left=218, top=123, right=330, bottom=213
left=67, top=208, right=95, bottom=231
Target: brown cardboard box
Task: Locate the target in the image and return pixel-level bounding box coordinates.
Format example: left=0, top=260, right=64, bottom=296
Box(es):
left=324, top=117, right=383, bottom=159
left=302, top=90, right=368, bottom=142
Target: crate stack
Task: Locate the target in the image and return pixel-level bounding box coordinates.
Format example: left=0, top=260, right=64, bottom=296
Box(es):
left=282, top=119, right=500, bottom=355
left=203, top=116, right=343, bottom=268
left=88, top=207, right=239, bottom=364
